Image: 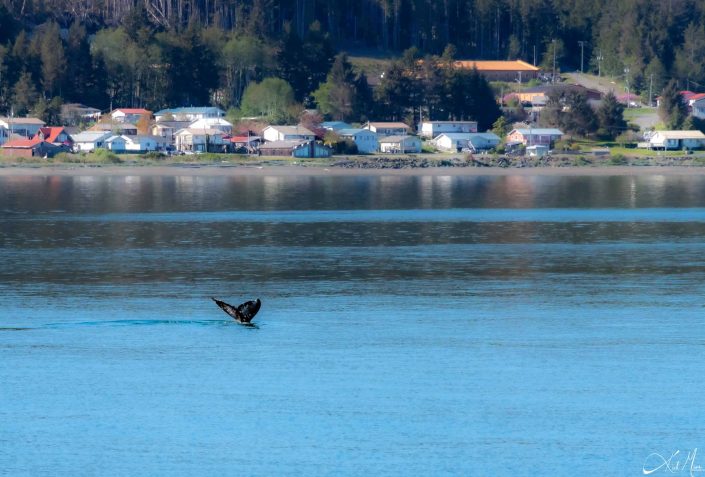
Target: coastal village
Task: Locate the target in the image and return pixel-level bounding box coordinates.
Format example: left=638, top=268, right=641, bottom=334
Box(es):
left=1, top=59, right=705, bottom=163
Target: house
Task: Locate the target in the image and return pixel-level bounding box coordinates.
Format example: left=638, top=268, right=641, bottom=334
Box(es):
left=321, top=121, right=353, bottom=131
left=336, top=128, right=379, bottom=153
left=71, top=131, right=113, bottom=152
left=0, top=117, right=46, bottom=144
left=105, top=135, right=170, bottom=153
left=189, top=117, right=233, bottom=134
left=61, top=103, right=102, bottom=125
left=152, top=121, right=192, bottom=144
left=364, top=122, right=411, bottom=137
left=90, top=122, right=139, bottom=136
left=452, top=59, right=540, bottom=82
left=109, top=108, right=152, bottom=124
left=1, top=137, right=62, bottom=158
left=526, top=144, right=550, bottom=157
left=259, top=140, right=332, bottom=158
left=434, top=132, right=501, bottom=152
left=689, top=96, right=705, bottom=119
left=507, top=128, right=563, bottom=146
left=648, top=130, right=705, bottom=150
left=379, top=135, right=422, bottom=153
left=154, top=107, right=225, bottom=122
left=419, top=121, right=478, bottom=138
left=174, top=128, right=228, bottom=153
left=36, top=127, right=73, bottom=147
left=262, top=125, right=316, bottom=142
left=229, top=135, right=262, bottom=152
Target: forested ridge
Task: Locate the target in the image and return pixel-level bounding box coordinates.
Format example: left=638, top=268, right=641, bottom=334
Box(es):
left=1, top=0, right=705, bottom=125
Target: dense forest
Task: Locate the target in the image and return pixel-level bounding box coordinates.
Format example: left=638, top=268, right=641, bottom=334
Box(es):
left=1, top=0, right=705, bottom=126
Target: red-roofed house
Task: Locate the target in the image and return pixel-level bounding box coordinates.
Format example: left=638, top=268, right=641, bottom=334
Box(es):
left=36, top=127, right=73, bottom=147
left=1, top=137, right=61, bottom=158
left=110, top=108, right=152, bottom=124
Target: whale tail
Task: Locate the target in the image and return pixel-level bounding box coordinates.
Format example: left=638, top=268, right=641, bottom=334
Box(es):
left=212, top=297, right=261, bottom=323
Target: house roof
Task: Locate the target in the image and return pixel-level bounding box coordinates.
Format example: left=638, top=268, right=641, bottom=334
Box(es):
left=155, top=106, right=225, bottom=116
left=264, top=125, right=315, bottom=136
left=259, top=139, right=310, bottom=149
left=112, top=108, right=151, bottom=115
left=422, top=120, right=477, bottom=125
left=176, top=128, right=226, bottom=136
left=190, top=117, right=233, bottom=126
left=153, top=121, right=192, bottom=129
left=367, top=122, right=411, bottom=129
left=230, top=135, right=261, bottom=142
left=436, top=132, right=500, bottom=140
left=72, top=131, right=113, bottom=142
left=321, top=121, right=352, bottom=130
left=379, top=135, right=420, bottom=143
left=512, top=128, right=564, bottom=136
left=1, top=137, right=42, bottom=148
left=0, top=117, right=46, bottom=126
left=689, top=93, right=705, bottom=103
left=38, top=127, right=69, bottom=143
left=338, top=128, right=375, bottom=136
left=453, top=59, right=540, bottom=72
left=652, top=130, right=705, bottom=140
left=90, top=122, right=137, bottom=131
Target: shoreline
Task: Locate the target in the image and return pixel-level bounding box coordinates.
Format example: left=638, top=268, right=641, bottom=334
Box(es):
left=2, top=163, right=705, bottom=177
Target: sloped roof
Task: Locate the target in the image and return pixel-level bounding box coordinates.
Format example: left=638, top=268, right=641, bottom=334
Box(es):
left=176, top=128, right=226, bottom=136
left=338, top=128, right=376, bottom=136
left=112, top=108, right=151, bottom=115
left=38, top=127, right=69, bottom=143
left=72, top=131, right=113, bottom=142
left=653, top=130, right=705, bottom=139
left=264, top=125, right=315, bottom=136
left=453, top=59, right=540, bottom=72
left=512, top=128, right=564, bottom=136
left=0, top=117, right=46, bottom=126
left=367, top=122, right=411, bottom=129
left=321, top=121, right=352, bottom=130
left=259, top=139, right=310, bottom=149
left=1, top=137, right=42, bottom=148
left=436, top=132, right=500, bottom=141
left=155, top=106, right=225, bottom=116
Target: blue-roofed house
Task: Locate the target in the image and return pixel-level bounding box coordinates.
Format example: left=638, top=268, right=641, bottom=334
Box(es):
left=434, top=132, right=500, bottom=152
left=321, top=121, right=353, bottom=131
left=336, top=128, right=378, bottom=153
left=154, top=107, right=226, bottom=122
left=507, top=128, right=564, bottom=146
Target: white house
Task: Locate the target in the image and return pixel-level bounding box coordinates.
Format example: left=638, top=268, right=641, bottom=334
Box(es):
left=526, top=144, right=550, bottom=157
left=175, top=128, right=228, bottom=153
left=379, top=135, right=422, bottom=153
left=105, top=135, right=170, bottom=153
left=364, top=122, right=411, bottom=136
left=71, top=131, right=113, bottom=152
left=648, top=130, right=705, bottom=150
left=109, top=108, right=152, bottom=124
left=434, top=132, right=500, bottom=152
left=152, top=121, right=192, bottom=144
left=154, top=107, right=226, bottom=122
left=690, top=96, right=705, bottom=120
left=337, top=128, right=379, bottom=153
left=0, top=117, right=46, bottom=144
left=419, top=120, right=478, bottom=138
left=189, top=117, right=233, bottom=134
left=262, top=125, right=316, bottom=142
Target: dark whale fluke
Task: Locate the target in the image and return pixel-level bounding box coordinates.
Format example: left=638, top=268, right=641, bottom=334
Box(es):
left=212, top=297, right=261, bottom=324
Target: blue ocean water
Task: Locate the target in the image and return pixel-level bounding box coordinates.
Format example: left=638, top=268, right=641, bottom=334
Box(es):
left=1, top=173, right=705, bottom=475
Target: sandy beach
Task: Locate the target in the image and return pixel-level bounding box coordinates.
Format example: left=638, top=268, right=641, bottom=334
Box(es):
left=2, top=164, right=705, bottom=177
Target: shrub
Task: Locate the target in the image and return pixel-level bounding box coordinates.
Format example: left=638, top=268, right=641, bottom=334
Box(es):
left=608, top=153, right=628, bottom=165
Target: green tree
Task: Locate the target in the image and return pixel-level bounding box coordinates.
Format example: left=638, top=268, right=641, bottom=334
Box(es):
left=240, top=77, right=298, bottom=122
left=312, top=53, right=359, bottom=121
left=38, top=22, right=66, bottom=98
left=596, top=92, right=627, bottom=139
left=658, top=80, right=688, bottom=129
left=11, top=70, right=39, bottom=116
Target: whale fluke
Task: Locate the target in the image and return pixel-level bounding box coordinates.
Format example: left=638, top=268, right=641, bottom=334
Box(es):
left=212, top=297, right=261, bottom=324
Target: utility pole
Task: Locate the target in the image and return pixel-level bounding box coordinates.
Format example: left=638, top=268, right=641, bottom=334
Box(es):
left=649, top=74, right=654, bottom=108
left=624, top=67, right=630, bottom=108
left=533, top=45, right=536, bottom=66
left=597, top=50, right=604, bottom=77
left=578, top=41, right=586, bottom=73
left=552, top=39, right=556, bottom=84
